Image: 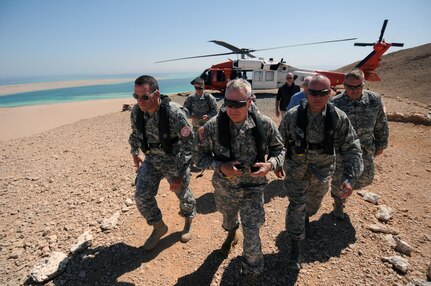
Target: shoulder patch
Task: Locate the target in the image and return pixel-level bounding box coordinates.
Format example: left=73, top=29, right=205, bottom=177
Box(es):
left=180, top=126, right=192, bottom=137
left=197, top=126, right=206, bottom=141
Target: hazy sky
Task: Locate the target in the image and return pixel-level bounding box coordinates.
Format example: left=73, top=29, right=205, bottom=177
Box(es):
left=0, top=0, right=430, bottom=79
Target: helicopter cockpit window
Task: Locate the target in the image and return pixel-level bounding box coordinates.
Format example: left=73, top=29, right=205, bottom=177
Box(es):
left=265, top=71, right=274, bottom=81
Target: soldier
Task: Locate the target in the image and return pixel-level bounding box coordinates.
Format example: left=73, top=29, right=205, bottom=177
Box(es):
left=193, top=79, right=285, bottom=285
left=330, top=69, right=389, bottom=220
left=129, top=75, right=196, bottom=251
left=184, top=77, right=218, bottom=133
left=277, top=75, right=363, bottom=270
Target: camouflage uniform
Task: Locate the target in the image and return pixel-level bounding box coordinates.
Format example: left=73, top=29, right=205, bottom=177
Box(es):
left=183, top=93, right=218, bottom=133
left=331, top=90, right=388, bottom=194
left=129, top=102, right=196, bottom=226
left=193, top=112, right=285, bottom=275
left=279, top=102, right=363, bottom=240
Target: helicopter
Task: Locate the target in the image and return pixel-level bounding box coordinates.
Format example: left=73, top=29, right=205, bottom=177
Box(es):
left=156, top=19, right=404, bottom=92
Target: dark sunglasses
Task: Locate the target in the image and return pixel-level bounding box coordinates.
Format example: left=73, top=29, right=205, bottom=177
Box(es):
left=286, top=77, right=293, bottom=80
left=194, top=86, right=204, bottom=90
left=344, top=82, right=364, bottom=90
left=133, top=90, right=157, bottom=101
left=308, top=89, right=330, bottom=97
left=225, top=98, right=249, bottom=109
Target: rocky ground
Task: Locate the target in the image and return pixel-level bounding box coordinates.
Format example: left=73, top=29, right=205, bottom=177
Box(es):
left=0, top=87, right=430, bottom=286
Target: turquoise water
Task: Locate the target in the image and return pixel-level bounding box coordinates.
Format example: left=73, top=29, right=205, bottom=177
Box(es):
left=0, top=72, right=198, bottom=108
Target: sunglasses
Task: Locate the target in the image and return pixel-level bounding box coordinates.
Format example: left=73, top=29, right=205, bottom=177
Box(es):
left=133, top=90, right=157, bottom=101
left=225, top=98, right=249, bottom=109
left=344, top=82, right=364, bottom=90
left=308, top=89, right=331, bottom=97
left=194, top=86, right=204, bottom=90
left=286, top=77, right=293, bottom=80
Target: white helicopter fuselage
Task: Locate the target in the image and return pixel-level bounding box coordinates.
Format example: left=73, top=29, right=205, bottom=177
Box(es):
left=234, top=58, right=317, bottom=89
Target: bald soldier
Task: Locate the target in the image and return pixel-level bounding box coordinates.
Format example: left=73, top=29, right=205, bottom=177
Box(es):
left=277, top=75, right=363, bottom=270
left=129, top=75, right=196, bottom=251
left=194, top=79, right=285, bottom=285
left=330, top=69, right=389, bottom=219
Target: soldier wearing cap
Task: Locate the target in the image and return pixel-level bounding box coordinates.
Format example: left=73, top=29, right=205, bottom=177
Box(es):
left=184, top=77, right=218, bottom=133
left=330, top=69, right=389, bottom=220
left=129, top=75, right=196, bottom=251
left=277, top=74, right=363, bottom=270
left=193, top=78, right=285, bottom=284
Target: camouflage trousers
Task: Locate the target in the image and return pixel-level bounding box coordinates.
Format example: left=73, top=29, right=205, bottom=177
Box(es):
left=331, top=148, right=374, bottom=203
left=284, top=168, right=329, bottom=240
left=213, top=176, right=265, bottom=274
left=135, top=159, right=196, bottom=225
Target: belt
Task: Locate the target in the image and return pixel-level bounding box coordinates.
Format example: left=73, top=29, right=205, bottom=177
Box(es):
left=148, top=137, right=179, bottom=148
left=307, top=142, right=323, bottom=150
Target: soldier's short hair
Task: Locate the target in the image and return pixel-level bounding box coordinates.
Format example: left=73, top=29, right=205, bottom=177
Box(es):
left=345, top=69, right=365, bottom=81
left=191, top=77, right=205, bottom=85
left=226, top=78, right=252, bottom=98
left=135, top=75, right=159, bottom=92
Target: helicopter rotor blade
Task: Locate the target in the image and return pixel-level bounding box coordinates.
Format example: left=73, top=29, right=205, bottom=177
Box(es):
left=379, top=19, right=388, bottom=42
left=354, top=43, right=375, bottom=47
left=391, top=43, right=404, bottom=47
left=251, top=38, right=358, bottom=52
left=155, top=51, right=237, bottom=63
left=209, top=40, right=242, bottom=53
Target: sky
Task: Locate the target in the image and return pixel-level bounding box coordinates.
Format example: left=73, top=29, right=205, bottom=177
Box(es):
left=0, top=0, right=430, bottom=80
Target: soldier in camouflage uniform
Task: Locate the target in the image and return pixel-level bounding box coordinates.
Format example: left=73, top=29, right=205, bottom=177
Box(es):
left=277, top=75, right=363, bottom=270
left=129, top=75, right=196, bottom=251
left=183, top=77, right=218, bottom=133
left=330, top=69, right=389, bottom=220
left=193, top=79, right=285, bottom=285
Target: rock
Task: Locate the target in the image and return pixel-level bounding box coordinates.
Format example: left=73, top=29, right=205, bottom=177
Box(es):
left=100, top=211, right=120, bottom=231
left=357, top=190, right=380, bottom=204
left=70, top=231, right=93, bottom=254
left=384, top=234, right=397, bottom=248
left=376, top=205, right=393, bottom=222
left=406, top=278, right=431, bottom=286
left=125, top=198, right=134, bottom=207
left=427, top=262, right=431, bottom=281
left=381, top=256, right=410, bottom=274
left=29, top=251, right=69, bottom=283
left=367, top=223, right=399, bottom=234
left=393, top=236, right=414, bottom=256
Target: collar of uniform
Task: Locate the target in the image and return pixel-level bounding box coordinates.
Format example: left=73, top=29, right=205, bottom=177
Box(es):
left=230, top=114, right=256, bottom=131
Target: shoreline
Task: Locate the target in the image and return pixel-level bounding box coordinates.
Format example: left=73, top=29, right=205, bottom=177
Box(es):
left=0, top=98, right=136, bottom=141
left=0, top=78, right=134, bottom=96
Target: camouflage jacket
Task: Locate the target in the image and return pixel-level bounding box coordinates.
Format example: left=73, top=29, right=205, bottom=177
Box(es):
left=129, top=102, right=193, bottom=171
left=183, top=93, right=218, bottom=128
left=279, top=103, right=363, bottom=183
left=193, top=112, right=285, bottom=187
left=331, top=90, right=389, bottom=151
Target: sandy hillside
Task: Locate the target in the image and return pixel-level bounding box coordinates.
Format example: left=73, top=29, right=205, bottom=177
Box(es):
left=0, top=44, right=430, bottom=286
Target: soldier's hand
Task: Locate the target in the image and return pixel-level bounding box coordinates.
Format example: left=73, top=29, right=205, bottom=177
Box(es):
left=220, top=161, right=242, bottom=178
left=132, top=155, right=142, bottom=173
left=375, top=148, right=384, bottom=156
left=275, top=109, right=280, bottom=117
left=202, top=115, right=209, bottom=120
left=339, top=182, right=353, bottom=199
left=169, top=176, right=182, bottom=192
left=274, top=167, right=284, bottom=178
left=250, top=162, right=272, bottom=177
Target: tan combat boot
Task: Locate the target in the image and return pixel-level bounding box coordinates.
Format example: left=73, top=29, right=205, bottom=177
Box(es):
left=221, top=227, right=239, bottom=255
left=142, top=220, right=168, bottom=251
left=180, top=217, right=193, bottom=243
left=333, top=198, right=345, bottom=220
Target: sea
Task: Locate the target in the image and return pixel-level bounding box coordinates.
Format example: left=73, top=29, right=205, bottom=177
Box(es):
left=0, top=72, right=199, bottom=108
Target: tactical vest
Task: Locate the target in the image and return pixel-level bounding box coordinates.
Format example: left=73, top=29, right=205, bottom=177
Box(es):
left=135, top=95, right=175, bottom=154
left=293, top=102, right=336, bottom=155
left=216, top=110, right=266, bottom=163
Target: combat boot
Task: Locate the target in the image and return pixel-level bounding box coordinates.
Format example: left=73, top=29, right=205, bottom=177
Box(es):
left=287, top=239, right=302, bottom=270
left=142, top=220, right=168, bottom=251
left=240, top=271, right=260, bottom=286
left=221, top=226, right=239, bottom=255
left=180, top=217, right=193, bottom=243
left=333, top=197, right=345, bottom=220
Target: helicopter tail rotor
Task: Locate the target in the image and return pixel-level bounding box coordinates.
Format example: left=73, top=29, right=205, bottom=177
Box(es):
left=354, top=19, right=404, bottom=47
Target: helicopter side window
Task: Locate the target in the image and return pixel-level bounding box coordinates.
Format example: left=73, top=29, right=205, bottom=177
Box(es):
left=254, top=71, right=263, bottom=82
left=217, top=70, right=225, bottom=82
left=265, top=71, right=274, bottom=81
